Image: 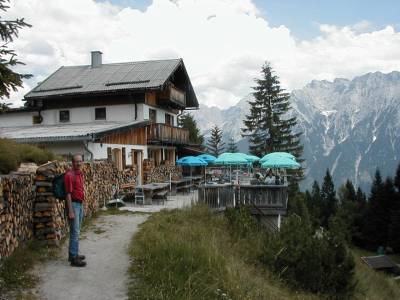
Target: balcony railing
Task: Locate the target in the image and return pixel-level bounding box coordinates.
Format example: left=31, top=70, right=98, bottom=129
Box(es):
left=159, top=86, right=186, bottom=108
left=146, top=123, right=189, bottom=144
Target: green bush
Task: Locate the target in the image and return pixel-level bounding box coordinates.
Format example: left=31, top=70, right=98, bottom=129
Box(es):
left=262, top=214, right=356, bottom=298
left=225, top=205, right=260, bottom=238
left=17, top=144, right=55, bottom=165
left=0, top=138, right=55, bottom=174
left=0, top=139, right=19, bottom=174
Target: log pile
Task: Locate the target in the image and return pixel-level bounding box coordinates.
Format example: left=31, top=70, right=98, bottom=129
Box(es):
left=33, top=160, right=136, bottom=245
left=143, top=159, right=182, bottom=183
left=0, top=174, right=35, bottom=260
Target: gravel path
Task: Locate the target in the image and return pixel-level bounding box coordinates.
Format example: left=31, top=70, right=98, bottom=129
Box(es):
left=35, top=213, right=148, bottom=300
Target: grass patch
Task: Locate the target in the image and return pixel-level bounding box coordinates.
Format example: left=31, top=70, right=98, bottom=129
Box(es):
left=0, top=241, right=59, bottom=298
left=352, top=248, right=400, bottom=300
left=127, top=205, right=317, bottom=300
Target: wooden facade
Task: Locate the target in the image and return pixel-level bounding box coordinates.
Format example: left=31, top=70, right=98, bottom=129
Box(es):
left=100, top=127, right=147, bottom=145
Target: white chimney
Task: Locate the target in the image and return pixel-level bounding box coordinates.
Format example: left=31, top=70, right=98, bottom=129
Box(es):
left=91, top=51, right=102, bottom=68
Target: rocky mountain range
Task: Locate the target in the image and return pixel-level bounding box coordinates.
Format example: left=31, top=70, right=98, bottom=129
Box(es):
left=192, top=71, right=400, bottom=191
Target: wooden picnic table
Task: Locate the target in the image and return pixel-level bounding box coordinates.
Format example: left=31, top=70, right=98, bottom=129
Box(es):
left=166, top=178, right=193, bottom=195
left=137, top=183, right=170, bottom=204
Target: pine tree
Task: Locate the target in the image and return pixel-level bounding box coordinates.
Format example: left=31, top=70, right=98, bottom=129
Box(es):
left=337, top=180, right=361, bottom=243
left=362, top=170, right=389, bottom=250
left=226, top=136, right=238, bottom=153
left=320, top=169, right=337, bottom=228
left=389, top=164, right=400, bottom=252
left=0, top=0, right=32, bottom=110
left=241, top=62, right=303, bottom=168
left=206, top=125, right=225, bottom=156
left=309, top=180, right=322, bottom=225
left=178, top=112, right=204, bottom=146
left=353, top=187, right=367, bottom=246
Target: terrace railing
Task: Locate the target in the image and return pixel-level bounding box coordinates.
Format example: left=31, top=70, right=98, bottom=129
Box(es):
left=198, top=183, right=288, bottom=214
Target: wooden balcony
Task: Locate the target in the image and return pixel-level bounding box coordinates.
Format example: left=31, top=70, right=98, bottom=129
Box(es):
left=159, top=86, right=186, bottom=108
left=146, top=123, right=189, bottom=144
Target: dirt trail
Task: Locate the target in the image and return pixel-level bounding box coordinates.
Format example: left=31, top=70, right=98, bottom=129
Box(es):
left=34, top=213, right=148, bottom=300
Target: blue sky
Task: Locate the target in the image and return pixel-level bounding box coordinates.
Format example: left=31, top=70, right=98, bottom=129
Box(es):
left=108, top=0, right=400, bottom=39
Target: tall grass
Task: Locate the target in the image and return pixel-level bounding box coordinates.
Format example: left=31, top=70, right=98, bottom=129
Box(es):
left=352, top=248, right=400, bottom=300
left=127, top=205, right=317, bottom=300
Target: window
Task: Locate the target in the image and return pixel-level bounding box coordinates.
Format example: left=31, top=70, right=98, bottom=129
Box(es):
left=149, top=108, right=157, bottom=123
left=95, top=107, right=106, bottom=120
left=59, top=110, right=70, bottom=123
left=165, top=113, right=172, bottom=126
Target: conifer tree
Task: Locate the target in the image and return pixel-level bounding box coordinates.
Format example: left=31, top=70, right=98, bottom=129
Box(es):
left=362, top=170, right=388, bottom=249
left=178, top=112, right=204, bottom=146
left=226, top=136, right=238, bottom=153
left=320, top=169, right=337, bottom=228
left=306, top=181, right=322, bottom=226
left=206, top=125, right=225, bottom=156
left=389, top=164, right=400, bottom=252
left=0, top=0, right=32, bottom=110
left=241, top=62, right=303, bottom=175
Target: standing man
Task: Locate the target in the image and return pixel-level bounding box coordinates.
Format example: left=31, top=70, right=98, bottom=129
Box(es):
left=65, top=154, right=86, bottom=267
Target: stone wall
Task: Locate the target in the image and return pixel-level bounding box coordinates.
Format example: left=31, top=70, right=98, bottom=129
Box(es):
left=0, top=174, right=35, bottom=260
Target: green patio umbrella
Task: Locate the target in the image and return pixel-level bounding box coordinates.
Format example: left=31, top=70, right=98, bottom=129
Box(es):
left=261, top=156, right=301, bottom=169
left=260, top=152, right=296, bottom=163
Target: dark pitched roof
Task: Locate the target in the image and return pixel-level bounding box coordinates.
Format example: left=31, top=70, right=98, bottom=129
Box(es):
left=24, top=58, right=198, bottom=108
left=0, top=121, right=149, bottom=143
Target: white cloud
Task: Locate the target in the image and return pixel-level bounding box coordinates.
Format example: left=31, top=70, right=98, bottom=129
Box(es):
left=4, top=0, right=400, bottom=108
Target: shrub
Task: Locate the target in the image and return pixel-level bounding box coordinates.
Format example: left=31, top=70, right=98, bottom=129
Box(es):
left=0, top=138, right=19, bottom=174
left=262, top=214, right=356, bottom=298
left=225, top=205, right=259, bottom=238
left=0, top=138, right=55, bottom=174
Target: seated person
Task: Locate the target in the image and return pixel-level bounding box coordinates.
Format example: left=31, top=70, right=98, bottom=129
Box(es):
left=264, top=169, right=275, bottom=185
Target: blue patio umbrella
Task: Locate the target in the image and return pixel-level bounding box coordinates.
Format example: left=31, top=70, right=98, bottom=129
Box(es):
left=176, top=156, right=208, bottom=166
left=260, top=152, right=296, bottom=163
left=176, top=156, right=208, bottom=190
left=197, top=154, right=216, bottom=183
left=261, top=156, right=301, bottom=169
left=196, top=154, right=217, bottom=164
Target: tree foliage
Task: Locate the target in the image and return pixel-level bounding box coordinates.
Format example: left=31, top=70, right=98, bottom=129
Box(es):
left=226, top=136, right=238, bottom=153
left=0, top=0, right=32, bottom=109
left=241, top=62, right=303, bottom=165
left=206, top=125, right=225, bottom=156
left=320, top=169, right=337, bottom=227
left=178, top=112, right=204, bottom=146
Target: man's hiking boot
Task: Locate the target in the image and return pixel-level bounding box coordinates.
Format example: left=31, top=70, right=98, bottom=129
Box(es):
left=70, top=256, right=87, bottom=267
left=68, top=254, right=86, bottom=262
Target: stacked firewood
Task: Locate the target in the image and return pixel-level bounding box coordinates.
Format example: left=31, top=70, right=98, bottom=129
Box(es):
left=143, top=160, right=182, bottom=183
left=33, top=160, right=136, bottom=245
left=0, top=174, right=35, bottom=260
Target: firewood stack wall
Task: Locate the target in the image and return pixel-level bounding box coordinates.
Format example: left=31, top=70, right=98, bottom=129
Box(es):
left=0, top=174, right=35, bottom=260
left=143, top=159, right=182, bottom=183
left=34, top=160, right=136, bottom=246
